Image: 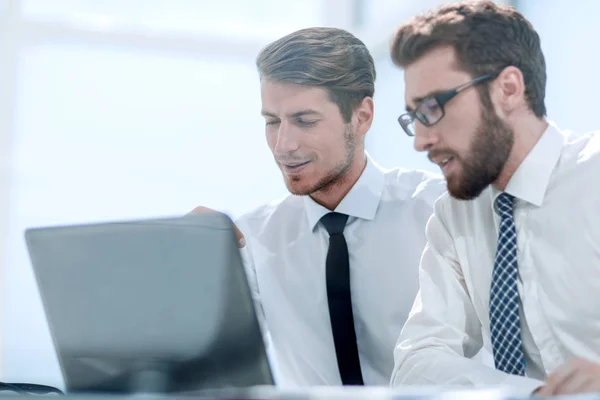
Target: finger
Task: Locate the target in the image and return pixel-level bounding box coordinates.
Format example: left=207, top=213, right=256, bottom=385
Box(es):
left=555, top=372, right=593, bottom=395
left=540, top=361, right=577, bottom=396
left=582, top=379, right=600, bottom=394
left=546, top=359, right=586, bottom=396
left=186, top=207, right=246, bottom=247
left=530, top=385, right=544, bottom=396
left=556, top=360, right=600, bottom=395
left=535, top=384, right=553, bottom=397
left=187, top=206, right=216, bottom=215
left=232, top=224, right=246, bottom=248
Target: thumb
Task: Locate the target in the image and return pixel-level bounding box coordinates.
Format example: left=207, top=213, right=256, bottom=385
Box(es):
left=187, top=206, right=245, bottom=248
left=232, top=224, right=246, bottom=248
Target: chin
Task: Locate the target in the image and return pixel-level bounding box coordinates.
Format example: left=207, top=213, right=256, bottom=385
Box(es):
left=446, top=175, right=470, bottom=201
left=284, top=177, right=314, bottom=196
left=447, top=177, right=489, bottom=201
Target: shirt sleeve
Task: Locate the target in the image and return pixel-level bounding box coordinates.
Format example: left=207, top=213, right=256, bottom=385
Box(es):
left=415, top=174, right=448, bottom=209
left=234, top=217, right=272, bottom=350
left=390, top=196, right=543, bottom=394
left=236, top=217, right=285, bottom=385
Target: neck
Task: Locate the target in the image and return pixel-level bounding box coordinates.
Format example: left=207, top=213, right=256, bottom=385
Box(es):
left=493, top=117, right=548, bottom=191
left=310, top=152, right=367, bottom=211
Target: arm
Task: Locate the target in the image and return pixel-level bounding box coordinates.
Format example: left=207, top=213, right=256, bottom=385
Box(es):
left=235, top=220, right=284, bottom=385
left=234, top=218, right=273, bottom=354
left=391, top=198, right=542, bottom=393
left=187, top=207, right=274, bottom=356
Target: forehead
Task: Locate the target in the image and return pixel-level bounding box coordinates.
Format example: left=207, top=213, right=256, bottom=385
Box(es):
left=260, top=80, right=333, bottom=112
left=403, top=46, right=472, bottom=108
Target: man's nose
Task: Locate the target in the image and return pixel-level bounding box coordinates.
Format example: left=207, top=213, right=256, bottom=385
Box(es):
left=273, top=121, right=301, bottom=155
left=413, top=122, right=440, bottom=152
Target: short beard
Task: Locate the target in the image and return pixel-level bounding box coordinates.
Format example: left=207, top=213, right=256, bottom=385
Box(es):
left=446, top=92, right=514, bottom=201
left=288, top=125, right=356, bottom=196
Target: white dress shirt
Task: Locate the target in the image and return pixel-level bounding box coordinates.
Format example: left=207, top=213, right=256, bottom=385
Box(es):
left=391, top=121, right=600, bottom=394
left=235, top=155, right=445, bottom=387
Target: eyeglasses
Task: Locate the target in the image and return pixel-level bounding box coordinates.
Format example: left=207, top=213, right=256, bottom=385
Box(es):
left=398, top=71, right=500, bottom=137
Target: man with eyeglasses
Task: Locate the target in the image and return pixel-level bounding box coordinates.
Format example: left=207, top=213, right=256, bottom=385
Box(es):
left=389, top=1, right=600, bottom=396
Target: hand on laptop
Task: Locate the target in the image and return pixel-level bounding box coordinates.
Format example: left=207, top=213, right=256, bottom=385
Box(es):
left=535, top=358, right=600, bottom=396
left=187, top=206, right=246, bottom=248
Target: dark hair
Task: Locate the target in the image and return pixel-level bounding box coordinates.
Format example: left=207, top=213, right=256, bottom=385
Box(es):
left=391, top=0, right=546, bottom=117
left=256, top=27, right=376, bottom=123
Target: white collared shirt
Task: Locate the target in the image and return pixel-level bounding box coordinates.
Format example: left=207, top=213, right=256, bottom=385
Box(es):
left=391, top=122, right=600, bottom=394
left=235, top=155, right=445, bottom=387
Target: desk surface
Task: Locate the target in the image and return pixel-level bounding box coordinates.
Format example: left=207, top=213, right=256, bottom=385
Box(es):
left=3, top=387, right=598, bottom=400
left=185, top=387, right=599, bottom=400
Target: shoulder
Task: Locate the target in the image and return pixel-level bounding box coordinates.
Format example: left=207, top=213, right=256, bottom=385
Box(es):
left=381, top=165, right=447, bottom=207
left=564, top=129, right=600, bottom=164
left=430, top=186, right=493, bottom=231
left=549, top=128, right=600, bottom=202
left=537, top=127, right=600, bottom=187
left=235, top=194, right=304, bottom=235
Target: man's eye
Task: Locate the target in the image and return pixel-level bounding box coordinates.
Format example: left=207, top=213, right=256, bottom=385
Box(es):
left=426, top=103, right=440, bottom=112
left=420, top=100, right=440, bottom=114
left=297, top=119, right=317, bottom=127
left=266, top=120, right=280, bottom=126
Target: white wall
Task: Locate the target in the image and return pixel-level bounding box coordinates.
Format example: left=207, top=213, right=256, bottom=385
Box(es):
left=368, top=56, right=434, bottom=172
left=517, top=0, right=600, bottom=134
left=5, top=43, right=290, bottom=387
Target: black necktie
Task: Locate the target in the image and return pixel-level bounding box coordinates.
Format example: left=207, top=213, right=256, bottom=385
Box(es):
left=320, top=212, right=364, bottom=385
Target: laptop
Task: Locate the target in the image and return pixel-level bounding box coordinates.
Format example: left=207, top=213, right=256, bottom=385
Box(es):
left=24, top=212, right=274, bottom=394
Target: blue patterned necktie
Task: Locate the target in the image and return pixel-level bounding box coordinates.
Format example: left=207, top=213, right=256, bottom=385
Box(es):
left=489, top=193, right=526, bottom=376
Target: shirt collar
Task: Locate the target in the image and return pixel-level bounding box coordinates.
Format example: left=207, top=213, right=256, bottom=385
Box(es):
left=492, top=120, right=565, bottom=208
left=303, top=153, right=386, bottom=231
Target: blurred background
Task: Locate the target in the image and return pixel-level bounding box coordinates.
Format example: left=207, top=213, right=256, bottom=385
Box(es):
left=0, top=0, right=598, bottom=389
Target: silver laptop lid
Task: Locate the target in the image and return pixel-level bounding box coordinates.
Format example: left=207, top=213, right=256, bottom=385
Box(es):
left=25, top=213, right=273, bottom=393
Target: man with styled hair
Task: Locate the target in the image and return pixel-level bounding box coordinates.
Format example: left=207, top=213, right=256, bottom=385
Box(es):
left=191, top=27, right=444, bottom=387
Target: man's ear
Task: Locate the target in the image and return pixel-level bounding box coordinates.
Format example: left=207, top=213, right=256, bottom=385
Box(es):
left=353, top=96, right=374, bottom=138
left=493, top=66, right=526, bottom=115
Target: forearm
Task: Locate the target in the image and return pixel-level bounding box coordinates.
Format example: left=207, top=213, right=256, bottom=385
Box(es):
left=392, top=347, right=543, bottom=394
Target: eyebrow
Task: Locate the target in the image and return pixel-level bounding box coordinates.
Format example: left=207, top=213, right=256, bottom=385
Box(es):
left=261, top=109, right=323, bottom=118
left=405, top=89, right=447, bottom=112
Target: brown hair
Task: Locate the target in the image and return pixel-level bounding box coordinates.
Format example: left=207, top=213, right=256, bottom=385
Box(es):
left=256, top=27, right=376, bottom=123
left=391, top=0, right=546, bottom=117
